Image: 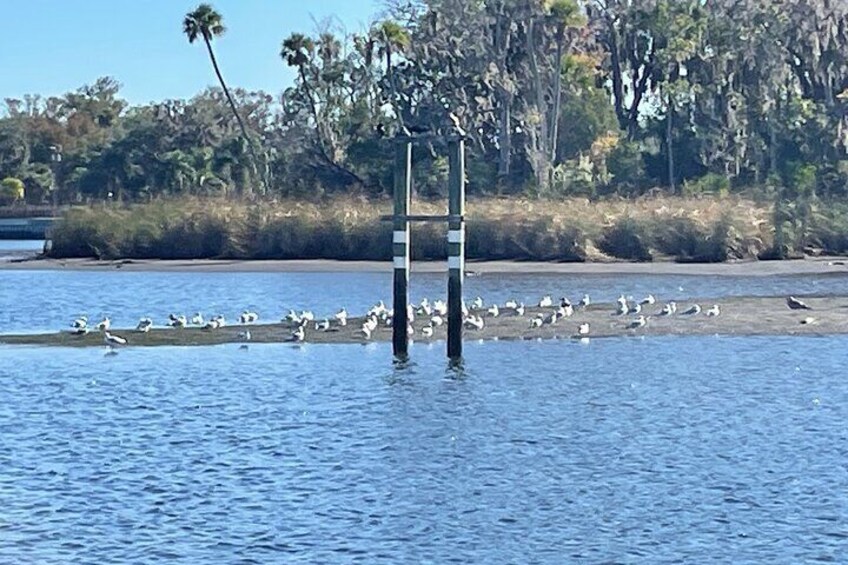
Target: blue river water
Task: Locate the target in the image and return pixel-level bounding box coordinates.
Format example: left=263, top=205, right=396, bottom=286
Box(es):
left=1, top=268, right=848, bottom=563
left=0, top=239, right=43, bottom=263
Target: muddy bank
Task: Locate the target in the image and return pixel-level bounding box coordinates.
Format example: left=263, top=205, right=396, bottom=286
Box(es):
left=2, top=296, right=846, bottom=348
left=3, top=256, right=848, bottom=276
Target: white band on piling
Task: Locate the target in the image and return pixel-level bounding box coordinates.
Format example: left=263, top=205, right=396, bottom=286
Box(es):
left=448, top=256, right=463, bottom=270
left=393, top=230, right=408, bottom=244
left=393, top=256, right=409, bottom=269
left=447, top=228, right=465, bottom=244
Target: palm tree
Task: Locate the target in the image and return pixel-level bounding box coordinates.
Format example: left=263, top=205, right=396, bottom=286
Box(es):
left=183, top=3, right=262, bottom=195
left=372, top=21, right=410, bottom=129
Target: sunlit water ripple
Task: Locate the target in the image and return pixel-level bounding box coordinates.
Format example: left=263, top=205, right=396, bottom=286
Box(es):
left=1, top=336, right=847, bottom=563
left=2, top=268, right=848, bottom=562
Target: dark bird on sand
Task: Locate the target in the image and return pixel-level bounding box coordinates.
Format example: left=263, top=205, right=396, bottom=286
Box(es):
left=786, top=296, right=811, bottom=310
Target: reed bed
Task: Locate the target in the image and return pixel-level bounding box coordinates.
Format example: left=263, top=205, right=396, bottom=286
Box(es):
left=48, top=195, right=792, bottom=262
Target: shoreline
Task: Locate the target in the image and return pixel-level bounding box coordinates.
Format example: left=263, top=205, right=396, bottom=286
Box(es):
left=2, top=256, right=848, bottom=276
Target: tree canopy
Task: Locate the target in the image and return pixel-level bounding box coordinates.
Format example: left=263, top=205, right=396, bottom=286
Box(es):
left=2, top=0, right=848, bottom=204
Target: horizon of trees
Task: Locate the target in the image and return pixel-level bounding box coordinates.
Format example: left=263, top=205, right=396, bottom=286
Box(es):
left=1, top=0, right=847, bottom=206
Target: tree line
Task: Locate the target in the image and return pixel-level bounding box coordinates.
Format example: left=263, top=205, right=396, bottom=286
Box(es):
left=1, top=0, right=847, bottom=206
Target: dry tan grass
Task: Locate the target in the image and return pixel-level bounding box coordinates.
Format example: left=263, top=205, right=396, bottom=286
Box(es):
left=48, top=195, right=781, bottom=262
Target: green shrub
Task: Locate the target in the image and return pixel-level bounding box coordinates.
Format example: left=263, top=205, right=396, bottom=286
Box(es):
left=682, top=173, right=731, bottom=197
left=599, top=218, right=652, bottom=261
left=652, top=216, right=731, bottom=262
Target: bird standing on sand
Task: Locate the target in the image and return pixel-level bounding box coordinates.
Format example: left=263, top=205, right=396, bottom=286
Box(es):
left=705, top=305, right=721, bottom=317
left=680, top=304, right=701, bottom=315
left=240, top=311, right=259, bottom=324
left=136, top=318, right=153, bottom=333
left=787, top=296, right=811, bottom=310
left=103, top=331, right=127, bottom=348
left=422, top=325, right=434, bottom=338
left=627, top=316, right=647, bottom=330
left=578, top=322, right=590, bottom=336
left=579, top=294, right=591, bottom=308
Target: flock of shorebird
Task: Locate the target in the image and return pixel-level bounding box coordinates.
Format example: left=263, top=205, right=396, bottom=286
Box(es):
left=67, top=293, right=815, bottom=350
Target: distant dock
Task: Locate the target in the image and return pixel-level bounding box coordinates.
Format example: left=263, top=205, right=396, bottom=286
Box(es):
left=0, top=217, right=57, bottom=239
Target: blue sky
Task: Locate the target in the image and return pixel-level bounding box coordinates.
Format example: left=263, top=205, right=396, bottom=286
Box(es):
left=1, top=0, right=381, bottom=105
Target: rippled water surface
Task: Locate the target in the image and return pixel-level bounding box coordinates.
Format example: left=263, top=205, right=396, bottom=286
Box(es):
left=1, top=337, right=847, bottom=563
left=0, top=240, right=42, bottom=262
left=2, top=268, right=848, bottom=563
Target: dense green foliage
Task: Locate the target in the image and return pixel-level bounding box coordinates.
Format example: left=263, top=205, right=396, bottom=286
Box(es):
left=1, top=0, right=847, bottom=207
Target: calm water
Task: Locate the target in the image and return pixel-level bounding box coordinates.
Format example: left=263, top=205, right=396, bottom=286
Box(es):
left=0, top=240, right=42, bottom=262
left=1, top=269, right=848, bottom=563
left=1, top=338, right=847, bottom=563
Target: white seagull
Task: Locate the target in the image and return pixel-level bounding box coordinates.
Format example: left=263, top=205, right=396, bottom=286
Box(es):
left=240, top=311, right=259, bottom=324
left=422, top=325, right=434, bottom=338
left=505, top=299, right=519, bottom=309
left=96, top=317, right=111, bottom=331
left=640, top=294, right=656, bottom=305
left=487, top=304, right=500, bottom=317
left=579, top=294, right=591, bottom=308
left=471, top=296, right=484, bottom=310
left=135, top=317, right=153, bottom=333
left=705, top=305, right=720, bottom=317
left=464, top=315, right=484, bottom=330
left=334, top=308, right=348, bottom=326
left=539, top=295, right=553, bottom=308
left=577, top=322, right=590, bottom=336
left=680, top=304, right=701, bottom=315
left=103, top=331, right=127, bottom=348
left=190, top=313, right=204, bottom=326
left=627, top=316, right=647, bottom=330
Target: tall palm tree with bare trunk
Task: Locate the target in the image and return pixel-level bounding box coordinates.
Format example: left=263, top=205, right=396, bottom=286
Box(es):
left=183, top=3, right=263, bottom=195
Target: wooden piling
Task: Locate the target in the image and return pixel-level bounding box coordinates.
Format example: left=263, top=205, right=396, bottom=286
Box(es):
left=447, top=137, right=466, bottom=361
left=392, top=141, right=412, bottom=359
